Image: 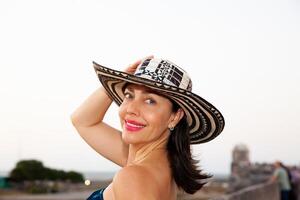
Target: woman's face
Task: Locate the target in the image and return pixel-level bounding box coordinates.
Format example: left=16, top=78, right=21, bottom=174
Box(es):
left=119, top=84, right=178, bottom=145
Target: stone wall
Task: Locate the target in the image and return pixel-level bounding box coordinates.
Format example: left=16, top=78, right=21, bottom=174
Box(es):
left=212, top=182, right=280, bottom=200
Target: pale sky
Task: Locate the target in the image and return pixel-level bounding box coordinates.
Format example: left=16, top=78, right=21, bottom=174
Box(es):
left=0, top=0, right=299, bottom=175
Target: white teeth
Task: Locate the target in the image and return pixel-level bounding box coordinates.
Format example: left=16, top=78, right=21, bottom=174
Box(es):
left=126, top=122, right=145, bottom=128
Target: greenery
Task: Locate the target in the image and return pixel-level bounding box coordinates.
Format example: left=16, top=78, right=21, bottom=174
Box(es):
left=27, top=184, right=48, bottom=194
left=9, top=159, right=84, bottom=183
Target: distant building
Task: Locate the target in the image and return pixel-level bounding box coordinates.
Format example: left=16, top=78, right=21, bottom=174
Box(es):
left=231, top=143, right=250, bottom=176
left=229, top=144, right=273, bottom=192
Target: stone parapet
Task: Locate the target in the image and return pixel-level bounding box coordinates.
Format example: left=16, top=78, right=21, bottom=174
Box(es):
left=212, top=182, right=280, bottom=200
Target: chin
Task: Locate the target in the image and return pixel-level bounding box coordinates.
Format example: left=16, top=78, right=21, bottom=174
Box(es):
left=121, top=130, right=146, bottom=145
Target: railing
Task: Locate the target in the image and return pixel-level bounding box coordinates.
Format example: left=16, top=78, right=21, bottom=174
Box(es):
left=212, top=182, right=280, bottom=200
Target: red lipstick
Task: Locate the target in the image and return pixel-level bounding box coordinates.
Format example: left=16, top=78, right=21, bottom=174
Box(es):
left=125, top=120, right=145, bottom=132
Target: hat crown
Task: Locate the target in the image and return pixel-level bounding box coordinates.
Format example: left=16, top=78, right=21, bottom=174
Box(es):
left=134, top=58, right=192, bottom=91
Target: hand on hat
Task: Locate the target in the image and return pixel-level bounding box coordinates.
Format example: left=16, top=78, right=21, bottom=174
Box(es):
left=124, top=55, right=154, bottom=74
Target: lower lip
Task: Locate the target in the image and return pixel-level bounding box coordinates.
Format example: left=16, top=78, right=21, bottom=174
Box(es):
left=125, top=122, right=144, bottom=132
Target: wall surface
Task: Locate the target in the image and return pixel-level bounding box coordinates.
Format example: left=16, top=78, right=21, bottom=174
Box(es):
left=213, top=182, right=280, bottom=200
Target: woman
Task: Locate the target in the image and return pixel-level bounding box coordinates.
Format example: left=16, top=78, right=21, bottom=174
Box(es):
left=71, top=57, right=225, bottom=200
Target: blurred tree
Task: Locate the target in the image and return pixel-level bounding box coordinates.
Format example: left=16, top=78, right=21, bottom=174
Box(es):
left=10, top=160, right=45, bottom=181
left=66, top=171, right=84, bottom=183
left=9, top=159, right=84, bottom=182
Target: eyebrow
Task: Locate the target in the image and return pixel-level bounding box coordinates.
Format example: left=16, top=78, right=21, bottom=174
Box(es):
left=125, top=85, right=160, bottom=95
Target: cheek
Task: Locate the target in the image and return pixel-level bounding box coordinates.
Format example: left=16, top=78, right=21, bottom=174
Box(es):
left=118, top=104, right=126, bottom=124
left=146, top=110, right=171, bottom=130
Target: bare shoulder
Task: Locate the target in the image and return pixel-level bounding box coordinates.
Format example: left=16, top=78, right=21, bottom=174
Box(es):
left=113, top=165, right=157, bottom=199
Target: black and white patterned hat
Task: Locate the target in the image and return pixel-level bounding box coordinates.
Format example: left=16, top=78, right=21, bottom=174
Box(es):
left=93, top=58, right=225, bottom=144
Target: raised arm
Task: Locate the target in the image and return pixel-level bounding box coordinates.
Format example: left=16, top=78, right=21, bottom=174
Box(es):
left=70, top=85, right=128, bottom=167
left=70, top=57, right=153, bottom=167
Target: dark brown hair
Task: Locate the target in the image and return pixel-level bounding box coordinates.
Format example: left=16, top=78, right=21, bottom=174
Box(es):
left=167, top=102, right=211, bottom=194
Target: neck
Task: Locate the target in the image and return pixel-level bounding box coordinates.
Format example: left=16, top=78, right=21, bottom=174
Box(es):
left=126, top=130, right=170, bottom=165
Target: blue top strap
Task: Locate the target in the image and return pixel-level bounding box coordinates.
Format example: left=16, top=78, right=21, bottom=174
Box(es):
left=87, top=187, right=106, bottom=200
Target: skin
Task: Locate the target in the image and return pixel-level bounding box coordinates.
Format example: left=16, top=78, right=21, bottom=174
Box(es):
left=71, top=57, right=184, bottom=200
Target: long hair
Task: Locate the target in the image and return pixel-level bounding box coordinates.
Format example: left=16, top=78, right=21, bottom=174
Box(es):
left=167, top=102, right=211, bottom=194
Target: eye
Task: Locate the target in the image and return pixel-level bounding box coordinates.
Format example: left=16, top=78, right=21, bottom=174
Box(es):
left=145, top=98, right=156, bottom=105
left=124, top=91, right=133, bottom=99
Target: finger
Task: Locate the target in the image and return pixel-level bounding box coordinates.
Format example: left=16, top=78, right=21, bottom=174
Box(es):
left=129, top=55, right=154, bottom=68
left=143, top=55, right=154, bottom=60
left=130, top=59, right=142, bottom=68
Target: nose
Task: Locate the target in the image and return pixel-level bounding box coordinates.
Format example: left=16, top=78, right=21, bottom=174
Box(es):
left=126, top=99, right=140, bottom=116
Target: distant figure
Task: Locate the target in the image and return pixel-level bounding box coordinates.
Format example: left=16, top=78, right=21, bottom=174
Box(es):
left=270, top=161, right=291, bottom=200
left=291, top=166, right=300, bottom=185
left=280, top=163, right=297, bottom=200
left=290, top=166, right=300, bottom=200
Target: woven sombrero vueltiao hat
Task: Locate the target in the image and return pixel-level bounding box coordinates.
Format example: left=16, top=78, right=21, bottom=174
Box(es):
left=93, top=58, right=225, bottom=144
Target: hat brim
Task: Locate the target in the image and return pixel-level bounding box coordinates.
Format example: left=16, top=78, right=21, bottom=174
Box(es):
left=93, top=61, right=225, bottom=144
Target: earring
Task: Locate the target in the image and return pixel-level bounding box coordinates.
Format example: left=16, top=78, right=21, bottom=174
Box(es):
left=169, top=126, right=174, bottom=131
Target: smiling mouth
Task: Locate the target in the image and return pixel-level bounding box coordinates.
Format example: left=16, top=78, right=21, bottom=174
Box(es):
left=125, top=120, right=146, bottom=132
